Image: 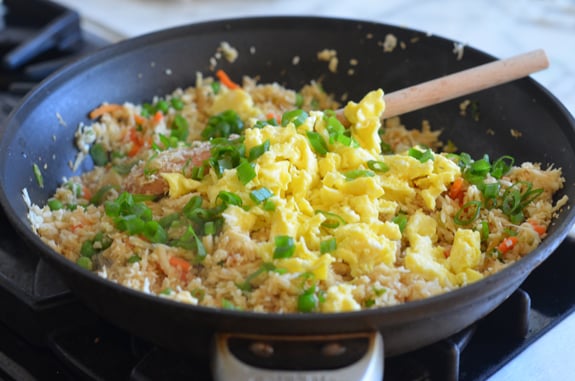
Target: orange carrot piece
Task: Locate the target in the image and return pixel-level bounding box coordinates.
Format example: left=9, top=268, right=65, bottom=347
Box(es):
left=89, top=104, right=123, bottom=119
left=127, top=128, right=144, bottom=157
left=82, top=186, right=92, bottom=201
left=497, top=236, right=518, bottom=254
left=528, top=220, right=547, bottom=236
left=134, top=114, right=147, bottom=126
left=266, top=112, right=281, bottom=125
left=216, top=69, right=240, bottom=90
left=169, top=256, right=191, bottom=273
left=152, top=110, right=163, bottom=124
left=448, top=177, right=464, bottom=200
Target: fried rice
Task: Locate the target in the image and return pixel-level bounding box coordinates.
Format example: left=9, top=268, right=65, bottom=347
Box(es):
left=26, top=73, right=568, bottom=313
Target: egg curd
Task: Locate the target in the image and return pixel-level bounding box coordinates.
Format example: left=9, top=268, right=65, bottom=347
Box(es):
left=27, top=74, right=566, bottom=313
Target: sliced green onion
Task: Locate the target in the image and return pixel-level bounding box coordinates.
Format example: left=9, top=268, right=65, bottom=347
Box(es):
left=127, top=255, right=141, bottom=264
left=380, top=141, right=393, bottom=154
left=90, top=143, right=109, bottom=166
left=320, top=237, right=337, bottom=254
left=306, top=131, right=328, bottom=155
left=175, top=226, right=207, bottom=260
left=76, top=256, right=93, bottom=270
left=297, top=285, right=325, bottom=313
left=211, top=81, right=221, bottom=94
left=217, top=191, right=243, bottom=207
left=47, top=198, right=63, bottom=211
left=160, top=287, right=173, bottom=295
left=236, top=262, right=277, bottom=292
left=297, top=285, right=319, bottom=313
left=408, top=147, right=434, bottom=163
left=93, top=232, right=112, bottom=251
left=469, top=157, right=491, bottom=176
left=248, top=140, right=270, bottom=162
left=367, top=160, right=389, bottom=173
left=479, top=221, right=490, bottom=242
left=80, top=240, right=96, bottom=258
left=343, top=169, right=375, bottom=181
left=273, top=235, right=296, bottom=259
left=237, top=159, right=256, bottom=185
left=250, top=187, right=273, bottom=204
left=281, top=109, right=308, bottom=127
left=202, top=110, right=243, bottom=140
left=116, top=215, right=146, bottom=234
left=491, top=155, right=514, bottom=179
left=221, top=299, right=239, bottom=310
left=295, top=93, right=304, bottom=108
left=263, top=199, right=276, bottom=211
left=156, top=100, right=169, bottom=114
left=482, top=182, right=500, bottom=200
left=204, top=221, right=216, bottom=236
left=392, top=213, right=408, bottom=232
left=171, top=114, right=189, bottom=141
left=454, top=200, right=482, bottom=226
left=315, top=210, right=346, bottom=229
left=90, top=184, right=117, bottom=206
left=143, top=220, right=168, bottom=243
left=33, top=163, right=44, bottom=188
left=190, top=288, right=205, bottom=301
left=170, top=97, right=184, bottom=110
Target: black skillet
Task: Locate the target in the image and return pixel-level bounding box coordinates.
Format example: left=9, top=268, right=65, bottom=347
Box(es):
left=1, top=16, right=574, bottom=372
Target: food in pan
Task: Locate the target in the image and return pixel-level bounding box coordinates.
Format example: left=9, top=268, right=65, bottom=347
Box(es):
left=26, top=71, right=567, bottom=313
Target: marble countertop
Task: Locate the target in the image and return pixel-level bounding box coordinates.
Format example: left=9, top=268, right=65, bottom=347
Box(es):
left=54, top=0, right=575, bottom=117
left=50, top=1, right=575, bottom=380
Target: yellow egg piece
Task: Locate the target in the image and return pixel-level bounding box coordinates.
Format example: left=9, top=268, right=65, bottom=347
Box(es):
left=160, top=172, right=201, bottom=198
left=209, top=89, right=260, bottom=120
left=448, top=229, right=482, bottom=274
left=321, top=284, right=361, bottom=312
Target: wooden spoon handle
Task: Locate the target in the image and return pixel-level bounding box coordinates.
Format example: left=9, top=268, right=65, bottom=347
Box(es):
left=382, top=49, right=549, bottom=118
left=339, top=49, right=548, bottom=121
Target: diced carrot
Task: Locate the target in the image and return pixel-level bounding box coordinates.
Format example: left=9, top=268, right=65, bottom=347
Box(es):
left=215, top=69, right=240, bottom=90
left=497, top=236, right=518, bottom=254
left=127, top=128, right=144, bottom=157
left=169, top=256, right=191, bottom=273
left=448, top=177, right=465, bottom=200
left=266, top=112, right=281, bottom=125
left=134, top=114, right=147, bottom=126
left=152, top=110, right=163, bottom=124
left=82, top=186, right=92, bottom=201
left=89, top=104, right=123, bottom=119
left=528, top=220, right=547, bottom=236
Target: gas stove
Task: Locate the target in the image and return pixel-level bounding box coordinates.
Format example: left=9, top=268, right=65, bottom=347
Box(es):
left=1, top=1, right=575, bottom=380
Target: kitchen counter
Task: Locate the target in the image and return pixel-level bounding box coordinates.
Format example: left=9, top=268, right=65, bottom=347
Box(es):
left=49, top=1, right=575, bottom=380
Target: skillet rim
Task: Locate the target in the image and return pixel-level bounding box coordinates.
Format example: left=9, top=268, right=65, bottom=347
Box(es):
left=1, top=15, right=575, bottom=323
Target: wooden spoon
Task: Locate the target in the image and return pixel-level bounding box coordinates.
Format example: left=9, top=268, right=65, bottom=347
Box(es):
left=336, top=49, right=549, bottom=123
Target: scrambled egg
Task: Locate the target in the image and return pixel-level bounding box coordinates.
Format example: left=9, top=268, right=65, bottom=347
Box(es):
left=163, top=88, right=485, bottom=311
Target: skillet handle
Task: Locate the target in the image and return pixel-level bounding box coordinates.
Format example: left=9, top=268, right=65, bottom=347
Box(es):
left=211, top=331, right=383, bottom=381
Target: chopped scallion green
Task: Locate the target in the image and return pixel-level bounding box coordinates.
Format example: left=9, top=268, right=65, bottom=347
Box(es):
left=306, top=131, right=328, bottom=155
left=237, top=159, right=256, bottom=185
left=273, top=235, right=296, bottom=259
left=320, top=237, right=337, bottom=254
left=250, top=187, right=273, bottom=204
left=343, top=169, right=375, bottom=181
